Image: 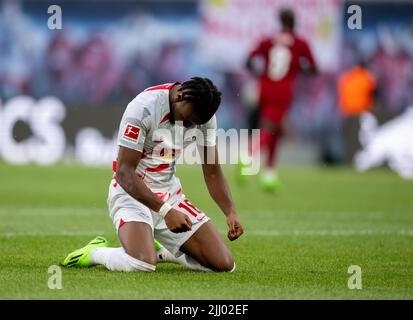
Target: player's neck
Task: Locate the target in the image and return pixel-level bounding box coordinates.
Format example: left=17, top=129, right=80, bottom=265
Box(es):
left=169, top=84, right=181, bottom=124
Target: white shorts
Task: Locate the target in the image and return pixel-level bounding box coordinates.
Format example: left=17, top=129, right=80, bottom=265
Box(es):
left=107, top=179, right=210, bottom=257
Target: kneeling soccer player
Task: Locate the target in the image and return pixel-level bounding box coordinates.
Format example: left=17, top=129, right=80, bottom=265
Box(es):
left=62, top=77, right=244, bottom=272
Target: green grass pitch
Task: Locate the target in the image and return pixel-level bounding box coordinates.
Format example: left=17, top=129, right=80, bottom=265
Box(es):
left=0, top=162, right=412, bottom=299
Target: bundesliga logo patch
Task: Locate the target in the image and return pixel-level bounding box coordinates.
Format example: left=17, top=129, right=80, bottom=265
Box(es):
left=123, top=123, right=140, bottom=142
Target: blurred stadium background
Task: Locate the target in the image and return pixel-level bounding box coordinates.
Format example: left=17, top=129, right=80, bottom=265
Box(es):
left=0, top=0, right=412, bottom=299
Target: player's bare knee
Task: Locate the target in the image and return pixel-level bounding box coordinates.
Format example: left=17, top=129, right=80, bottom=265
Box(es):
left=221, top=255, right=235, bottom=272
left=210, top=253, right=234, bottom=272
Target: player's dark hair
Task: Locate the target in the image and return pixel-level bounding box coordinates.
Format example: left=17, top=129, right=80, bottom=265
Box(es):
left=178, top=77, right=222, bottom=124
left=279, top=8, right=295, bottom=30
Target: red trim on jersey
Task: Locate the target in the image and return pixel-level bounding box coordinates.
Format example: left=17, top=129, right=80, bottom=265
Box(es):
left=144, top=83, right=177, bottom=92
left=112, top=159, right=145, bottom=184
left=145, top=163, right=172, bottom=172
left=159, top=113, right=170, bottom=125
left=177, top=188, right=182, bottom=195
left=154, top=192, right=166, bottom=200
left=118, top=218, right=125, bottom=229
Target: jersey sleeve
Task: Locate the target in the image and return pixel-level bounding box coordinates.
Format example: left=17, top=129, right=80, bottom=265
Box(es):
left=117, top=97, right=152, bottom=152
left=197, top=115, right=217, bottom=147
left=300, top=40, right=316, bottom=67
left=249, top=39, right=267, bottom=58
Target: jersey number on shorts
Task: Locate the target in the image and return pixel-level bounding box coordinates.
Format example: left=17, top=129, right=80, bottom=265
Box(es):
left=268, top=44, right=292, bottom=81
left=178, top=199, right=205, bottom=221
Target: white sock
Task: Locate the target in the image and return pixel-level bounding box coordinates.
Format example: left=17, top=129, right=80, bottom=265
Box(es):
left=176, top=255, right=236, bottom=272
left=156, top=246, right=211, bottom=271
left=90, top=247, right=155, bottom=272
left=175, top=254, right=212, bottom=272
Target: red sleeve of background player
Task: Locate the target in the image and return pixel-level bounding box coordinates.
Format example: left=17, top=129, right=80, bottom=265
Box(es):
left=248, top=39, right=268, bottom=58
left=300, top=40, right=316, bottom=67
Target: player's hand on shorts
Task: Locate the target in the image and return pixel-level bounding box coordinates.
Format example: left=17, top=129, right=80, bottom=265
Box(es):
left=164, top=208, right=192, bottom=233
left=226, top=211, right=244, bottom=241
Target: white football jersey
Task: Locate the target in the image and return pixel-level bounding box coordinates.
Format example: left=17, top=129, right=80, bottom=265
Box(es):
left=115, top=83, right=217, bottom=191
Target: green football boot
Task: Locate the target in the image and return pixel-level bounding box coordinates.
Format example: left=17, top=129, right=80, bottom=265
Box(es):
left=260, top=170, right=282, bottom=193
left=62, top=236, right=109, bottom=268
left=153, top=239, right=162, bottom=252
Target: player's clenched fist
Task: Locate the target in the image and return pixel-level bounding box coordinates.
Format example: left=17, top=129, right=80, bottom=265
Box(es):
left=164, top=209, right=192, bottom=233
left=226, top=211, right=244, bottom=241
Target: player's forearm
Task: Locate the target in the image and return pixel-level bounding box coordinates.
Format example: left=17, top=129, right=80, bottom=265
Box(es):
left=246, top=56, right=254, bottom=73
left=305, top=64, right=318, bottom=75
left=203, top=166, right=235, bottom=216
left=116, top=167, right=164, bottom=212
left=246, top=56, right=260, bottom=77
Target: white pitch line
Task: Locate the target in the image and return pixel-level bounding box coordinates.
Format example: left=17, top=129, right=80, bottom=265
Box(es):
left=0, top=207, right=106, bottom=216
left=0, top=231, right=106, bottom=237
left=0, top=208, right=402, bottom=222
left=0, top=229, right=412, bottom=238
left=246, top=229, right=413, bottom=236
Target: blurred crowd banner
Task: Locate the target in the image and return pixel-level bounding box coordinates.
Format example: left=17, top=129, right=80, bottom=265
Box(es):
left=199, top=0, right=342, bottom=72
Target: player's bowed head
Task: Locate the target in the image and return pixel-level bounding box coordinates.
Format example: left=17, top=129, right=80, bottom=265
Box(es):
left=169, top=77, right=222, bottom=128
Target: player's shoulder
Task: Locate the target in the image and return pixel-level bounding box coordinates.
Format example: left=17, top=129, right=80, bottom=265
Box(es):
left=258, top=37, right=273, bottom=47
left=126, top=86, right=168, bottom=117
left=292, top=33, right=310, bottom=47
left=131, top=89, right=165, bottom=109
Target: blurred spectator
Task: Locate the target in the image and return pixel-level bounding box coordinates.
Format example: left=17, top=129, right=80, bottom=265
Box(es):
left=45, top=32, right=77, bottom=100
left=75, top=34, right=120, bottom=103
left=370, top=26, right=413, bottom=113
left=338, top=61, right=376, bottom=117
left=338, top=60, right=377, bottom=163
left=0, top=0, right=33, bottom=98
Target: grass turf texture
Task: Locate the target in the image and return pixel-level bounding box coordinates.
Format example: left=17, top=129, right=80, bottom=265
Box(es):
left=0, top=162, right=412, bottom=299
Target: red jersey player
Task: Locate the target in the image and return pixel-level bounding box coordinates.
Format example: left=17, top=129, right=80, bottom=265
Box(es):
left=245, top=8, right=317, bottom=192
